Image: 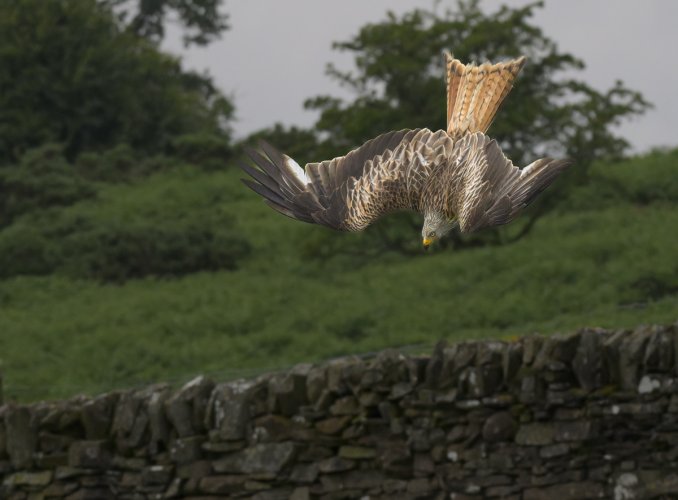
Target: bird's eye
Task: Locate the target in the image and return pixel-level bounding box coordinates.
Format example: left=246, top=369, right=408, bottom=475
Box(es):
left=429, top=231, right=436, bottom=238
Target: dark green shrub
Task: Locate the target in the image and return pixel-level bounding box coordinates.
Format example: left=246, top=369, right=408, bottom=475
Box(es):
left=75, top=144, right=178, bottom=182
left=0, top=224, right=55, bottom=278
left=0, top=144, right=96, bottom=226
left=61, top=220, right=250, bottom=282
left=170, top=133, right=232, bottom=170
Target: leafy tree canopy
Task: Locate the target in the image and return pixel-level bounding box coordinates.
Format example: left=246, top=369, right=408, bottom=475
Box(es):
left=0, top=0, right=233, bottom=164
left=101, top=0, right=228, bottom=47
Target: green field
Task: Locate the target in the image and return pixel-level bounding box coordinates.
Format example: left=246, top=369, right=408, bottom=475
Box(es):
left=1, top=148, right=677, bottom=402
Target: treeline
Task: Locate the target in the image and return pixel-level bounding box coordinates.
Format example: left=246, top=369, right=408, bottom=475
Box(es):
left=0, top=0, right=653, bottom=282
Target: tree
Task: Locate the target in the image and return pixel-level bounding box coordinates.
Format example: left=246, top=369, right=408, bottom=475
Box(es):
left=294, top=0, right=650, bottom=254
left=0, top=0, right=233, bottom=164
left=101, top=0, right=228, bottom=46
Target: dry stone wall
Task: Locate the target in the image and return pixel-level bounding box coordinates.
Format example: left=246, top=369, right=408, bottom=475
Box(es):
left=2, top=323, right=678, bottom=499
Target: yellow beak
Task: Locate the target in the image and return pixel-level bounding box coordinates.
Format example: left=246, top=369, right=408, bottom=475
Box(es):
left=423, top=238, right=433, bottom=250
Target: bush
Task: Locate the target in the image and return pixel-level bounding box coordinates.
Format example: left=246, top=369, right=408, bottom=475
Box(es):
left=0, top=209, right=251, bottom=282
left=75, top=144, right=179, bottom=183
left=61, top=220, right=251, bottom=282
left=170, top=133, right=232, bottom=170
left=0, top=224, right=55, bottom=278
left=566, top=147, right=678, bottom=211
left=0, top=144, right=96, bottom=226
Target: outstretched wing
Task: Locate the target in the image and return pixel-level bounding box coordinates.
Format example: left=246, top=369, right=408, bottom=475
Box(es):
left=241, top=128, right=453, bottom=231
left=444, top=132, right=571, bottom=233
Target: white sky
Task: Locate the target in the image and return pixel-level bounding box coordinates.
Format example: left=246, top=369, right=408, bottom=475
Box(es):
left=164, top=0, right=678, bottom=153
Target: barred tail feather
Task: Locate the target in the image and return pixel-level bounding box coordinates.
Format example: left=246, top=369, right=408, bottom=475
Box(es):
left=445, top=52, right=526, bottom=137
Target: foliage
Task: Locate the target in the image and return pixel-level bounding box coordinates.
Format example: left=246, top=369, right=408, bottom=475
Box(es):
left=0, top=144, right=96, bottom=227
left=0, top=149, right=677, bottom=401
left=0, top=166, right=251, bottom=281
left=170, top=132, right=232, bottom=170
left=74, top=144, right=181, bottom=183
left=60, top=219, right=250, bottom=282
left=0, top=0, right=233, bottom=164
left=102, top=0, right=229, bottom=46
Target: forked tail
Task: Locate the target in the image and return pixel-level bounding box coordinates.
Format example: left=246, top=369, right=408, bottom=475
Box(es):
left=445, top=51, right=526, bottom=137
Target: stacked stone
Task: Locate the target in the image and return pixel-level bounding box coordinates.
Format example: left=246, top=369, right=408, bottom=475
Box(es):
left=2, top=323, right=678, bottom=499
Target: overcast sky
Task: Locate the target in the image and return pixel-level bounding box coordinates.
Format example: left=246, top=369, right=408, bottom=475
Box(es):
left=164, top=0, right=678, bottom=153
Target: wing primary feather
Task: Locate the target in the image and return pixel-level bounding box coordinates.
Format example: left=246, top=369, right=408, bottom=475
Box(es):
left=244, top=147, right=284, bottom=184
left=238, top=161, right=280, bottom=193
left=241, top=178, right=294, bottom=210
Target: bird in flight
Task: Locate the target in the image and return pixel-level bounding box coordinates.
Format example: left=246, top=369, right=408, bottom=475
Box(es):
left=241, top=52, right=571, bottom=249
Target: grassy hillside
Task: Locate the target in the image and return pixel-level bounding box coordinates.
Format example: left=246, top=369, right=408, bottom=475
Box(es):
left=1, top=149, right=677, bottom=401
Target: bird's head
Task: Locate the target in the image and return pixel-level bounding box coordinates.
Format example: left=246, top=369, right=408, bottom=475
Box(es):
left=422, top=212, right=456, bottom=250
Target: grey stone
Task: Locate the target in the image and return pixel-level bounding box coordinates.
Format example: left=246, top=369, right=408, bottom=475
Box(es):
left=268, top=368, right=308, bottom=416
left=408, top=477, right=435, bottom=495
left=555, top=421, right=596, bottom=442
left=55, top=466, right=96, bottom=480
left=315, top=415, right=351, bottom=435
left=572, top=329, right=604, bottom=391
left=389, top=381, right=414, bottom=399
left=111, top=455, right=146, bottom=470
left=3, top=470, right=52, bottom=487
left=617, top=328, right=651, bottom=390
left=522, top=335, right=544, bottom=365
left=329, top=395, right=359, bottom=416
left=165, top=376, right=214, bottom=437
left=199, top=475, right=246, bottom=494
left=141, top=464, right=173, bottom=485
left=68, top=440, right=111, bottom=469
left=112, top=385, right=166, bottom=452
left=65, top=487, right=115, bottom=500
left=325, top=356, right=362, bottom=394
left=147, top=386, right=171, bottom=453
left=251, top=488, right=294, bottom=500
left=170, top=436, right=204, bottom=464
left=207, top=378, right=261, bottom=441
left=644, top=328, right=674, bottom=371
left=319, top=470, right=384, bottom=492
left=524, top=481, right=606, bottom=500
left=305, top=366, right=326, bottom=404
left=338, top=445, right=376, bottom=459
left=43, top=481, right=80, bottom=497
left=413, top=452, right=435, bottom=475
left=202, top=439, right=245, bottom=453
left=39, top=431, right=75, bottom=453
left=164, top=477, right=182, bottom=498
left=213, top=442, right=296, bottom=475
left=177, top=460, right=212, bottom=479
left=640, top=470, right=678, bottom=496
left=515, top=423, right=555, bottom=446
left=290, top=486, right=310, bottom=500
left=4, top=405, right=36, bottom=468
left=482, top=411, right=517, bottom=442
left=253, top=414, right=315, bottom=442
left=317, top=456, right=355, bottom=473
left=0, top=420, right=5, bottom=460
left=297, top=444, right=334, bottom=461
left=425, top=340, right=447, bottom=387
left=82, top=392, right=119, bottom=440
left=290, top=463, right=318, bottom=483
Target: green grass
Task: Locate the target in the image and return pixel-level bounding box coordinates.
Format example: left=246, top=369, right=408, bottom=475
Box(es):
left=1, top=150, right=677, bottom=401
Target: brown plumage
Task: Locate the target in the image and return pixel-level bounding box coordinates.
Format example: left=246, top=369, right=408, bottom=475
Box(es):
left=241, top=52, right=571, bottom=245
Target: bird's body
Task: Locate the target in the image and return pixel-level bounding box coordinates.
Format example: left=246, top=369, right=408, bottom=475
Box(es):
left=241, top=52, right=571, bottom=248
